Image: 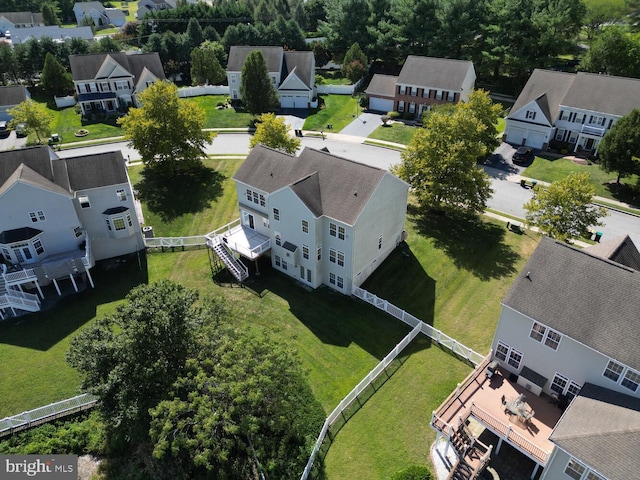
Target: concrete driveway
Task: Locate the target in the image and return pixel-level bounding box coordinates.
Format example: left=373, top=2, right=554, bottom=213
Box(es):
left=0, top=130, right=27, bottom=151
left=339, top=112, right=383, bottom=137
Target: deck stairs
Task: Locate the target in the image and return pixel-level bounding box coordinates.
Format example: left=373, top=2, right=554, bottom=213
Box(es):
left=0, top=275, right=41, bottom=319
left=446, top=424, right=493, bottom=480
left=208, top=236, right=249, bottom=282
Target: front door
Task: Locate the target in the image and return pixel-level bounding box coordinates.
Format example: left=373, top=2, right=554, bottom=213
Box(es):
left=242, top=211, right=255, bottom=229
left=585, top=138, right=595, bottom=151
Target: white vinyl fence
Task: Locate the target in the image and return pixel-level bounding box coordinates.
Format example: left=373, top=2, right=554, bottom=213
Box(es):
left=144, top=235, right=207, bottom=250
left=300, top=287, right=485, bottom=479
left=178, top=85, right=230, bottom=97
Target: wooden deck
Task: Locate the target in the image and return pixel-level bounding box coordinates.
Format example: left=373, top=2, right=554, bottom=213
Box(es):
left=432, top=362, right=564, bottom=466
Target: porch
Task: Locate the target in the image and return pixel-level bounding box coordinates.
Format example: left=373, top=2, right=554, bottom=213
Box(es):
left=205, top=218, right=271, bottom=261
left=431, top=357, right=564, bottom=479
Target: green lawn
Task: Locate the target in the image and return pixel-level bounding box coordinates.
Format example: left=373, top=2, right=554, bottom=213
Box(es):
left=524, top=156, right=640, bottom=204
left=368, top=122, right=417, bottom=145
left=304, top=95, right=359, bottom=132
left=187, top=96, right=255, bottom=129
left=51, top=107, right=123, bottom=144
left=316, top=70, right=351, bottom=86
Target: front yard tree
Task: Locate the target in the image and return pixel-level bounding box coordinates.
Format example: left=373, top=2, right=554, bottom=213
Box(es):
left=250, top=113, right=301, bottom=154
left=190, top=42, right=225, bottom=85
left=240, top=49, right=279, bottom=115
left=392, top=107, right=493, bottom=215
left=598, top=109, right=640, bottom=183
left=341, top=42, right=368, bottom=83
left=461, top=89, right=504, bottom=153
left=40, top=53, right=73, bottom=96
left=524, top=172, right=607, bottom=242
left=7, top=99, right=53, bottom=144
left=118, top=80, right=212, bottom=169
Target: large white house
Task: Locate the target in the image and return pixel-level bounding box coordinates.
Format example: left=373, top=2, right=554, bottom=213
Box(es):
left=73, top=1, right=126, bottom=27
left=69, top=52, right=166, bottom=116
left=207, top=145, right=409, bottom=294
left=226, top=46, right=316, bottom=109
left=0, top=146, right=143, bottom=318
left=431, top=237, right=640, bottom=480
left=504, top=69, right=640, bottom=154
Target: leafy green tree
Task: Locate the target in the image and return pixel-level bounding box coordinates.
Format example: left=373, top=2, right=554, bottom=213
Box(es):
left=460, top=89, right=503, bottom=153
left=185, top=17, right=204, bottom=49
left=190, top=42, right=225, bottom=85
left=319, top=0, right=372, bottom=55
left=430, top=0, right=486, bottom=60
left=342, top=42, right=367, bottom=82
left=149, top=329, right=324, bottom=479
left=7, top=100, right=53, bottom=143
left=598, top=109, right=640, bottom=183
left=0, top=43, right=18, bottom=84
left=390, top=0, right=439, bottom=58
left=584, top=3, right=625, bottom=39
left=40, top=1, right=61, bottom=26
left=240, top=50, right=279, bottom=115
left=304, top=0, right=327, bottom=32
left=118, top=81, right=212, bottom=168
left=221, top=22, right=262, bottom=50
left=66, top=281, right=214, bottom=446
left=88, top=36, right=121, bottom=53
left=250, top=113, right=301, bottom=153
left=69, top=37, right=89, bottom=55
left=312, top=41, right=331, bottom=68
left=524, top=172, right=607, bottom=242
left=580, top=27, right=640, bottom=78
left=392, top=106, right=493, bottom=215
left=40, top=52, right=73, bottom=96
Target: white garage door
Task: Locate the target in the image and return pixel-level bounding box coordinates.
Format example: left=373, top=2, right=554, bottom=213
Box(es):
left=507, top=127, right=525, bottom=146
left=293, top=96, right=308, bottom=108
left=369, top=97, right=394, bottom=113
left=526, top=132, right=545, bottom=149
left=280, top=95, right=294, bottom=108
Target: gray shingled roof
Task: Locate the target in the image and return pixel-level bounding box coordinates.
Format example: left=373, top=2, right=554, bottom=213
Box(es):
left=10, top=26, right=94, bottom=44
left=0, top=227, right=43, bottom=244
left=234, top=145, right=399, bottom=225
left=509, top=69, right=575, bottom=124
left=0, top=146, right=128, bottom=196
left=282, top=51, right=314, bottom=89
left=74, top=1, right=105, bottom=14
left=365, top=74, right=398, bottom=98
left=227, top=46, right=284, bottom=73
left=397, top=56, right=474, bottom=90
left=0, top=85, right=28, bottom=107
left=502, top=237, right=640, bottom=370
left=561, top=72, right=640, bottom=117
left=550, top=383, right=640, bottom=480
left=585, top=235, right=640, bottom=271
left=0, top=12, right=43, bottom=25
left=69, top=52, right=165, bottom=82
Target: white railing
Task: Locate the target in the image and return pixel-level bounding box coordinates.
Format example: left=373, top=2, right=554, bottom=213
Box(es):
left=1, top=289, right=40, bottom=310
left=144, top=235, right=207, bottom=249
left=178, top=85, right=230, bottom=97
left=205, top=218, right=271, bottom=260
left=2, top=268, right=37, bottom=287
left=207, top=218, right=242, bottom=238
left=0, top=394, right=98, bottom=437
left=352, top=287, right=485, bottom=366
left=581, top=124, right=606, bottom=137
left=301, top=324, right=422, bottom=480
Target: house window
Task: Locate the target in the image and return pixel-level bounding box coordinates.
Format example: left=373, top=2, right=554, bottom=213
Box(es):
left=555, top=128, right=566, bottom=141
left=398, top=101, right=404, bottom=113
left=564, top=459, right=586, bottom=480
left=275, top=233, right=281, bottom=246
left=378, top=235, right=383, bottom=250
left=307, top=269, right=312, bottom=282
left=100, top=81, right=109, bottom=91
left=74, top=226, right=83, bottom=237
left=275, top=255, right=281, bottom=267
left=329, top=248, right=336, bottom=263
left=105, top=219, right=111, bottom=231
left=409, top=103, right=415, bottom=113
left=337, top=276, right=344, bottom=289
left=337, top=251, right=345, bottom=267
left=116, top=189, right=127, bottom=201
left=550, top=373, right=568, bottom=396
left=338, top=226, right=345, bottom=240
left=302, top=220, right=309, bottom=233
left=329, top=272, right=336, bottom=285
left=568, top=131, right=578, bottom=143
left=603, top=360, right=624, bottom=382
left=29, top=210, right=46, bottom=222
left=526, top=110, right=536, bottom=120
left=1, top=247, right=10, bottom=262
left=33, top=238, right=44, bottom=256
left=399, top=86, right=406, bottom=95
left=78, top=196, right=90, bottom=208
left=115, top=80, right=129, bottom=90
left=495, top=341, right=522, bottom=370
left=273, top=208, right=280, bottom=221
left=566, top=381, right=582, bottom=400
left=574, top=113, right=584, bottom=123
left=586, top=472, right=605, bottom=480
left=230, top=74, right=237, bottom=84
left=300, top=265, right=305, bottom=278
left=435, top=90, right=443, bottom=100
left=545, top=330, right=561, bottom=350
left=529, top=322, right=545, bottom=342
left=508, top=349, right=523, bottom=369
left=246, top=189, right=252, bottom=201
left=560, top=110, right=569, bottom=121
left=113, top=217, right=127, bottom=231
left=259, top=194, right=265, bottom=207
left=495, top=341, right=510, bottom=362
left=270, top=75, right=277, bottom=85
left=447, top=91, right=455, bottom=102
left=529, top=322, right=561, bottom=350
left=410, top=87, right=417, bottom=96
left=317, top=246, right=322, bottom=261
left=330, top=223, right=337, bottom=237
left=302, top=244, right=309, bottom=260
left=282, top=260, right=288, bottom=270
left=622, top=369, right=640, bottom=392
left=253, top=191, right=259, bottom=204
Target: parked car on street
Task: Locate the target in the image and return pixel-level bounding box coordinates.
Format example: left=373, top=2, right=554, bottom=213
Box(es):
left=512, top=146, right=534, bottom=165
left=0, top=121, right=9, bottom=138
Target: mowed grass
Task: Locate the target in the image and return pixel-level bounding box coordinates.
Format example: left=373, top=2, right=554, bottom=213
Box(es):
left=304, top=95, right=359, bottom=132
left=524, top=156, right=640, bottom=204
left=368, top=122, right=417, bottom=145
left=316, top=70, right=351, bottom=85
left=582, top=0, right=624, bottom=9
left=187, top=96, right=255, bottom=129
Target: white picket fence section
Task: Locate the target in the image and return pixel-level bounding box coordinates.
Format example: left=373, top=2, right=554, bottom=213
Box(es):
left=54, top=95, right=76, bottom=108
left=0, top=394, right=98, bottom=437
left=300, top=287, right=485, bottom=479
left=316, top=77, right=365, bottom=96
left=144, top=235, right=207, bottom=249
left=178, top=85, right=230, bottom=97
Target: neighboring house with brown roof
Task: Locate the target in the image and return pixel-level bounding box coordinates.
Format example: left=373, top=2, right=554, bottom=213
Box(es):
left=505, top=69, right=640, bottom=153
left=226, top=46, right=316, bottom=109
left=0, top=12, right=44, bottom=31
left=365, top=56, right=476, bottom=118
left=0, top=85, right=29, bottom=122
left=431, top=237, right=640, bottom=480
left=0, top=146, right=143, bottom=319
left=215, top=145, right=408, bottom=293
left=69, top=52, right=166, bottom=116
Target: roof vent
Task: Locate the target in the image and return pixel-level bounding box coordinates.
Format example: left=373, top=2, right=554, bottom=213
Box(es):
left=354, top=191, right=357, bottom=197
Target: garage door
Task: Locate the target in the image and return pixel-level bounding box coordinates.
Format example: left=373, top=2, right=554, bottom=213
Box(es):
left=369, top=97, right=394, bottom=113
left=526, top=133, right=545, bottom=149
left=280, top=95, right=294, bottom=108
left=507, top=127, right=525, bottom=146
left=293, top=96, right=308, bottom=108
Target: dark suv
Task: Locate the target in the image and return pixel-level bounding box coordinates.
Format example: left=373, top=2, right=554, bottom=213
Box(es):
left=0, top=121, right=9, bottom=139
left=512, top=146, right=534, bottom=165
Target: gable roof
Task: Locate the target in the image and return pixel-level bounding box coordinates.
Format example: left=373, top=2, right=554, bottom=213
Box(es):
left=561, top=72, right=640, bottom=117
left=282, top=51, right=314, bottom=89
left=502, top=237, right=640, bottom=370
left=74, top=1, right=105, bottom=14
left=10, top=26, right=94, bottom=44
left=234, top=145, right=403, bottom=225
left=0, top=146, right=128, bottom=196
left=509, top=69, right=575, bottom=124
left=550, top=383, right=640, bottom=480
left=585, top=235, right=640, bottom=271
left=365, top=74, right=398, bottom=98
left=227, top=46, right=284, bottom=73
left=0, top=85, right=28, bottom=107
left=0, top=12, right=43, bottom=25
left=397, top=56, right=474, bottom=90
left=69, top=52, right=165, bottom=82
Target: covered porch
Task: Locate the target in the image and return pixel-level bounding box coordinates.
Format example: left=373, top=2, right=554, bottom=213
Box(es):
left=77, top=92, right=119, bottom=116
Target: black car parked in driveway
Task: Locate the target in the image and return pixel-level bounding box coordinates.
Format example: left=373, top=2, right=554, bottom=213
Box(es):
left=512, top=146, right=534, bottom=165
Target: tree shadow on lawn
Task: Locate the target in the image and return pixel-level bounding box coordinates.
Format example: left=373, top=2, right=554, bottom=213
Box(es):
left=411, top=206, right=520, bottom=281
left=135, top=161, right=225, bottom=222
left=0, top=252, right=149, bottom=351
left=602, top=180, right=640, bottom=206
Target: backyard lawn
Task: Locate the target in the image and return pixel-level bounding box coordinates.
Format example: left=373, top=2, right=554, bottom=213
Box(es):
left=187, top=95, right=255, bottom=129
left=304, top=94, right=359, bottom=132
left=368, top=122, right=417, bottom=145
left=316, top=70, right=351, bottom=85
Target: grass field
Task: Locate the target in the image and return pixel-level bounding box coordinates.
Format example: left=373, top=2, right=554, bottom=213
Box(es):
left=187, top=96, right=255, bottom=129
left=304, top=95, right=359, bottom=132
left=368, top=122, right=417, bottom=145
left=316, top=70, right=351, bottom=85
